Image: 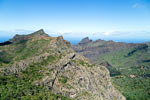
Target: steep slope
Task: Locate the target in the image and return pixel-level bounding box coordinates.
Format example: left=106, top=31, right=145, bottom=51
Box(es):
left=0, top=30, right=125, bottom=100
left=72, top=37, right=150, bottom=100
left=72, top=37, right=147, bottom=61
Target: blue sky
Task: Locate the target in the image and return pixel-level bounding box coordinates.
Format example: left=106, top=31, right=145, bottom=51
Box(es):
left=0, top=0, right=150, bottom=43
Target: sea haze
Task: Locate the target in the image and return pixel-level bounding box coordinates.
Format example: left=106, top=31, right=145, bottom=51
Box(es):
left=0, top=36, right=150, bottom=45
left=0, top=37, right=12, bottom=43
left=0, top=30, right=150, bottom=44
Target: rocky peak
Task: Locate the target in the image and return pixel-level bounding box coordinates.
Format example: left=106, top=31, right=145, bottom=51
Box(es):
left=79, top=37, right=92, bottom=44
left=9, top=29, right=49, bottom=44
left=30, top=29, right=48, bottom=36
left=0, top=30, right=126, bottom=100
left=57, top=35, right=64, bottom=41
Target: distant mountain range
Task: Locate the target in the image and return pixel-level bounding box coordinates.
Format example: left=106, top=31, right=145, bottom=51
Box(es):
left=72, top=37, right=150, bottom=100
left=1, top=30, right=150, bottom=44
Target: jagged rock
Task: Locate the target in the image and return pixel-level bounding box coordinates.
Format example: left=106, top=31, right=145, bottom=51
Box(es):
left=72, top=37, right=150, bottom=100
left=0, top=30, right=126, bottom=100
left=79, top=37, right=92, bottom=45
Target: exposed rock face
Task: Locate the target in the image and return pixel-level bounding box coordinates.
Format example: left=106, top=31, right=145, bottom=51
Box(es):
left=0, top=30, right=125, bottom=100
left=79, top=37, right=92, bottom=45
left=99, top=62, right=121, bottom=77
left=72, top=37, right=150, bottom=100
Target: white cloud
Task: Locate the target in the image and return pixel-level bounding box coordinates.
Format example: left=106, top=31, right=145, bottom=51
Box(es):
left=102, top=31, right=113, bottom=36
left=102, top=31, right=119, bottom=36
left=58, top=30, right=73, bottom=35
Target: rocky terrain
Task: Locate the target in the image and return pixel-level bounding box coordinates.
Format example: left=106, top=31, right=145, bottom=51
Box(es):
left=72, top=37, right=148, bottom=61
left=0, top=30, right=125, bottom=100
left=72, top=37, right=150, bottom=100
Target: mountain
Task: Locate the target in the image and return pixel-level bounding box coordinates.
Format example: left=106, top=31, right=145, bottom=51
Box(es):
left=72, top=37, right=150, bottom=100
left=0, top=30, right=125, bottom=100
left=72, top=37, right=148, bottom=61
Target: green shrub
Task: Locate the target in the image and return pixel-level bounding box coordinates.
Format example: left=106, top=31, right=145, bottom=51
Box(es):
left=58, top=76, right=68, bottom=84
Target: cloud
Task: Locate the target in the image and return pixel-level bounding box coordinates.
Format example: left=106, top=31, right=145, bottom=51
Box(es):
left=102, top=31, right=122, bottom=36
left=132, top=3, right=140, bottom=8
left=102, top=31, right=114, bottom=36
left=58, top=30, right=72, bottom=34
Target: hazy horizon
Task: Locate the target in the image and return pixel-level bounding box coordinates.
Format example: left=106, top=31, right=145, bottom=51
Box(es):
left=0, top=29, right=150, bottom=44
left=0, top=0, right=150, bottom=44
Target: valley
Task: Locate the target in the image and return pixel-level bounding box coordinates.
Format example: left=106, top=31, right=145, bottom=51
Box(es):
left=72, top=37, right=150, bottom=100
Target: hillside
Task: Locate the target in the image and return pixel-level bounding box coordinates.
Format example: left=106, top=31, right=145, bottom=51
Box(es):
left=72, top=37, right=150, bottom=100
left=0, top=30, right=125, bottom=100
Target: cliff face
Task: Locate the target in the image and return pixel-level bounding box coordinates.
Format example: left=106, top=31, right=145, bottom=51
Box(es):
left=72, top=37, right=150, bottom=100
left=0, top=30, right=125, bottom=100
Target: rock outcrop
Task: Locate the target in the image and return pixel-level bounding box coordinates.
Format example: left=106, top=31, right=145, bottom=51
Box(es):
left=72, top=37, right=150, bottom=100
left=79, top=37, right=92, bottom=45
left=0, top=30, right=126, bottom=100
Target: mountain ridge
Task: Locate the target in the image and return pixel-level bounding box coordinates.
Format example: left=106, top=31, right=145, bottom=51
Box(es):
left=72, top=37, right=148, bottom=61
left=72, top=37, right=150, bottom=100
left=0, top=30, right=125, bottom=100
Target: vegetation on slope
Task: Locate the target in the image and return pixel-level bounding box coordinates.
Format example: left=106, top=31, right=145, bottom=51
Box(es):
left=0, top=56, right=72, bottom=100
left=96, top=45, right=150, bottom=100
left=72, top=37, right=150, bottom=100
left=0, top=30, right=126, bottom=100
left=0, top=74, right=72, bottom=100
left=0, top=30, right=73, bottom=100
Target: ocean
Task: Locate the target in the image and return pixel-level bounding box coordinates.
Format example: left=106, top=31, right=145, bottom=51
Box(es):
left=0, top=37, right=149, bottom=44
left=0, top=37, right=10, bottom=43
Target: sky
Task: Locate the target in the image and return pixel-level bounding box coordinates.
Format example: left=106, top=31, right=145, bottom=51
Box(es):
left=0, top=0, right=150, bottom=43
